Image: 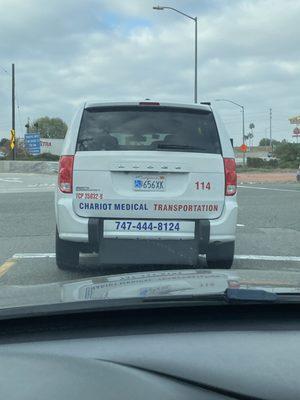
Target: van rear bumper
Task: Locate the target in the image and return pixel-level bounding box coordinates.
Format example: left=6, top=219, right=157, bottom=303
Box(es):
left=56, top=196, right=237, bottom=245
left=56, top=196, right=89, bottom=243
left=210, top=197, right=238, bottom=243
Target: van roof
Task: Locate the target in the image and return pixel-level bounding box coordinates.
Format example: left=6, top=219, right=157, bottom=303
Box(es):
left=84, top=101, right=211, bottom=111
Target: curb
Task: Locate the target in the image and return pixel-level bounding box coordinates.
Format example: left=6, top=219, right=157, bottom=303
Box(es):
left=0, top=161, right=58, bottom=174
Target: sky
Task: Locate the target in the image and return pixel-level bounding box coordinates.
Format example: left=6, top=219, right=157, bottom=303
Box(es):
left=0, top=0, right=299, bottom=145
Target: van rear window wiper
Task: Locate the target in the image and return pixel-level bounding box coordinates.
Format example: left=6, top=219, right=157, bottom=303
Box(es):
left=156, top=143, right=207, bottom=151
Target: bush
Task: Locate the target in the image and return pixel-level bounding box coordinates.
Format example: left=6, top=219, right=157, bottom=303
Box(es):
left=267, top=158, right=279, bottom=168
left=246, top=157, right=279, bottom=168
left=274, top=143, right=300, bottom=169
left=247, top=157, right=265, bottom=168
left=277, top=160, right=298, bottom=169
left=33, top=153, right=59, bottom=161
left=242, top=143, right=300, bottom=169
left=1, top=152, right=60, bottom=161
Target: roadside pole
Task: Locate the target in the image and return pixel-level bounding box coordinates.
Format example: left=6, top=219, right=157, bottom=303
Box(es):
left=242, top=106, right=245, bottom=166
left=26, top=117, right=30, bottom=133
left=269, top=108, right=272, bottom=153
left=11, top=63, right=16, bottom=160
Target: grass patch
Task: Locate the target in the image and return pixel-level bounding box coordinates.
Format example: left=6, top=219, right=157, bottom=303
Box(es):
left=237, top=167, right=296, bottom=173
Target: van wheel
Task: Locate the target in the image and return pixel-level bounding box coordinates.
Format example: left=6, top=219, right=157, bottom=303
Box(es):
left=206, top=241, right=235, bottom=269
left=56, top=229, right=80, bottom=271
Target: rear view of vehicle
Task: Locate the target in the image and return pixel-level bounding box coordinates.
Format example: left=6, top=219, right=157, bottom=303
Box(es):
left=55, top=101, right=237, bottom=270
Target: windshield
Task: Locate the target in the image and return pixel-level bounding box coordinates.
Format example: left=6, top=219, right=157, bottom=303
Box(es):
left=0, top=0, right=300, bottom=314
left=77, top=106, right=221, bottom=153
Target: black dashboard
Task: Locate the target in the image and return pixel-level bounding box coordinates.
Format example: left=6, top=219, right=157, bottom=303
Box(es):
left=1, top=304, right=300, bottom=400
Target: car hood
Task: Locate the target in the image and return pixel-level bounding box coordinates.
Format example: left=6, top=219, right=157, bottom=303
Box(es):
left=1, top=267, right=300, bottom=310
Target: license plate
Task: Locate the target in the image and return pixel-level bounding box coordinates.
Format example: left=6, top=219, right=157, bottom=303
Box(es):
left=103, top=220, right=195, bottom=240
left=134, top=176, right=166, bottom=191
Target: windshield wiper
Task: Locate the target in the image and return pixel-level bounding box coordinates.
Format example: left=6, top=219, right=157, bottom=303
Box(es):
left=224, top=288, right=278, bottom=303
left=142, top=288, right=278, bottom=304
left=156, top=143, right=207, bottom=151
left=2, top=289, right=300, bottom=321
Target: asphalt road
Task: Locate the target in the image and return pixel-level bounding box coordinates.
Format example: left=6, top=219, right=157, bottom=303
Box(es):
left=1, top=173, right=300, bottom=291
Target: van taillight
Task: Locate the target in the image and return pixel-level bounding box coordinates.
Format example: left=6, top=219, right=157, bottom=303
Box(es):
left=224, top=158, right=237, bottom=196
left=58, top=155, right=74, bottom=193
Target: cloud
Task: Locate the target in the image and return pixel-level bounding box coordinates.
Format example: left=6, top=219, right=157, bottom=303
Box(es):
left=0, top=0, right=298, bottom=144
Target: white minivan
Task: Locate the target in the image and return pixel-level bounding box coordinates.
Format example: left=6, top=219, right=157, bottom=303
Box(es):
left=55, top=101, right=238, bottom=270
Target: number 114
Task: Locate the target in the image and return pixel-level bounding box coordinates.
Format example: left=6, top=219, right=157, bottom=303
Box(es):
left=195, top=181, right=211, bottom=190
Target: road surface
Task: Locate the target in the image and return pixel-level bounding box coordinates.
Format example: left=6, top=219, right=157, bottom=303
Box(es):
left=0, top=173, right=300, bottom=290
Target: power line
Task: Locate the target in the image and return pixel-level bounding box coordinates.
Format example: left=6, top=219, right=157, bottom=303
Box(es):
left=15, top=90, right=24, bottom=137
left=0, top=65, right=11, bottom=75
left=221, top=111, right=269, bottom=117
left=222, top=113, right=293, bottom=119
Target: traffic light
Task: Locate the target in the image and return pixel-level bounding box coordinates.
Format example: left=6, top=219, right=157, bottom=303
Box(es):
left=10, top=129, right=15, bottom=150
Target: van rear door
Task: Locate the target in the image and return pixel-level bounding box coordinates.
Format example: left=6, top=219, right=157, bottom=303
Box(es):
left=72, top=105, right=225, bottom=220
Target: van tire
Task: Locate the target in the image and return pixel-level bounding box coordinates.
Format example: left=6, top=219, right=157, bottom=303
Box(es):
left=56, top=229, right=80, bottom=271
left=206, top=241, right=234, bottom=269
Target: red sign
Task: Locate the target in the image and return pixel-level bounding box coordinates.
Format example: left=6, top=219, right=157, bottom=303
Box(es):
left=293, top=127, right=300, bottom=136
left=240, top=144, right=248, bottom=152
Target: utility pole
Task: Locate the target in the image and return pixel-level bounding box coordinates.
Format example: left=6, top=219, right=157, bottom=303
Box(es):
left=242, top=106, right=245, bottom=166
left=26, top=117, right=30, bottom=133
left=11, top=63, right=16, bottom=160
left=153, top=6, right=198, bottom=103
left=194, top=16, right=197, bottom=103
left=269, top=108, right=272, bottom=153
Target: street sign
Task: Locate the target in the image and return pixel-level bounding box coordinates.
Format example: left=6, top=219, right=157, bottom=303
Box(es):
left=293, top=127, right=300, bottom=136
left=25, top=133, right=41, bottom=155
left=240, top=144, right=248, bottom=152
left=289, top=116, right=300, bottom=125
left=10, top=129, right=15, bottom=150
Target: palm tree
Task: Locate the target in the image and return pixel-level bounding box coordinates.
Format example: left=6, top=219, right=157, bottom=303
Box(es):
left=249, top=123, right=255, bottom=149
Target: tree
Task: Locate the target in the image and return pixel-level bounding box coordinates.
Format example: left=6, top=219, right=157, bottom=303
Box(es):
left=28, top=117, right=68, bottom=139
left=259, top=138, right=281, bottom=146
left=259, top=138, right=271, bottom=146
left=0, top=138, right=10, bottom=156
left=274, top=142, right=300, bottom=168
left=248, top=123, right=255, bottom=148
left=0, top=138, right=10, bottom=147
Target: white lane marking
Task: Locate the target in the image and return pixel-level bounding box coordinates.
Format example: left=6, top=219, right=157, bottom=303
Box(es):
left=0, top=187, right=55, bottom=193
left=12, top=253, right=95, bottom=259
left=12, top=253, right=300, bottom=262
left=238, top=185, right=300, bottom=193
left=0, top=178, right=22, bottom=183
left=27, top=184, right=54, bottom=188
left=236, top=255, right=300, bottom=262
left=237, top=224, right=245, bottom=227
left=13, top=253, right=55, bottom=259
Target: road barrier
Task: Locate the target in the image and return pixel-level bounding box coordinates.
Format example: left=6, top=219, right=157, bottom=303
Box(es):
left=0, top=161, right=58, bottom=174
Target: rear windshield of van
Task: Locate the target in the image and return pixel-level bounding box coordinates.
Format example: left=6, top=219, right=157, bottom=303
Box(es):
left=77, top=106, right=221, bottom=154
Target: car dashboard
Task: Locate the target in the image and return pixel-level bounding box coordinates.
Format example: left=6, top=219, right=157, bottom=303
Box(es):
left=0, top=304, right=300, bottom=400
